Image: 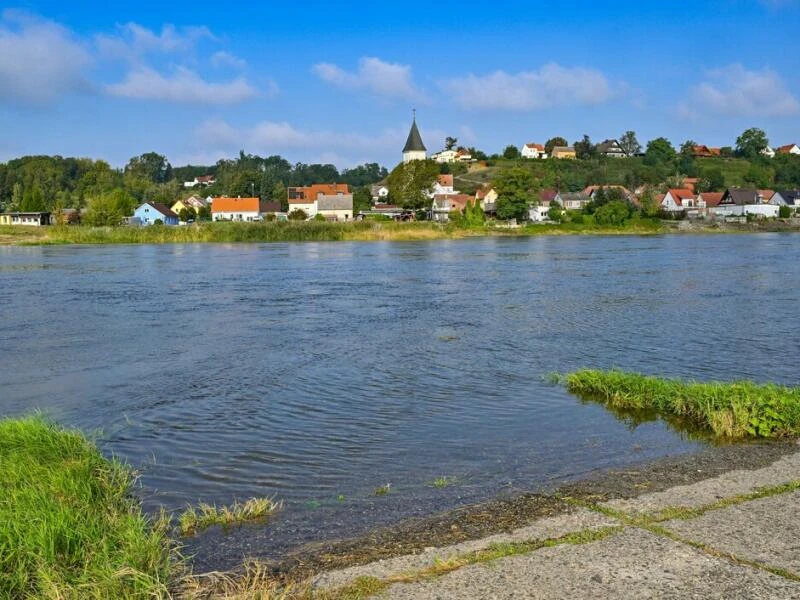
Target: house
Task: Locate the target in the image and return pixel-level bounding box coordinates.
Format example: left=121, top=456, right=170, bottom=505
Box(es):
left=758, top=190, right=776, bottom=203
left=133, top=203, right=179, bottom=225
left=370, top=184, right=389, bottom=202
left=776, top=144, right=800, bottom=156
left=682, top=178, right=700, bottom=194
left=211, top=197, right=272, bottom=222
left=171, top=195, right=208, bottom=216
left=288, top=183, right=350, bottom=203
left=475, top=186, right=498, bottom=211
left=316, top=194, right=354, bottom=221
left=431, top=174, right=457, bottom=196
left=551, top=146, right=576, bottom=159
left=582, top=185, right=633, bottom=201
left=713, top=189, right=779, bottom=218
left=431, top=194, right=472, bottom=222
left=431, top=148, right=472, bottom=163
left=762, top=146, right=776, bottom=158
left=183, top=175, right=216, bottom=188
left=402, top=114, right=427, bottom=163
left=661, top=189, right=696, bottom=212
left=596, top=139, right=627, bottom=158
left=357, top=204, right=411, bottom=221
left=528, top=190, right=560, bottom=222
left=521, top=143, right=547, bottom=159
left=696, top=192, right=724, bottom=214
left=455, top=148, right=472, bottom=162
left=0, top=212, right=51, bottom=226
left=691, top=145, right=722, bottom=158
left=770, top=190, right=800, bottom=209
left=559, top=192, right=590, bottom=210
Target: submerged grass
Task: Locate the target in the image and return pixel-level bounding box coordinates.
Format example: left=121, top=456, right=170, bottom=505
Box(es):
left=0, top=416, right=174, bottom=599
left=565, top=369, right=800, bottom=439
left=178, top=497, right=282, bottom=536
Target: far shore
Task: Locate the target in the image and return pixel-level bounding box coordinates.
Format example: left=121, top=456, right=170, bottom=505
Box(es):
left=2, top=219, right=800, bottom=246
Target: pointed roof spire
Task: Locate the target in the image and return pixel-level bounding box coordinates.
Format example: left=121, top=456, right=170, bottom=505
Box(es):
left=403, top=109, right=426, bottom=153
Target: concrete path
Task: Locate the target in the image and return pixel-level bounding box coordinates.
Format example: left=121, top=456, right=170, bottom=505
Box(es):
left=310, top=449, right=800, bottom=599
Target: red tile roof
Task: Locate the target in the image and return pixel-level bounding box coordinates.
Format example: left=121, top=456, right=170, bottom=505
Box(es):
left=699, top=192, right=723, bottom=207
left=211, top=197, right=262, bottom=213
left=525, top=143, right=545, bottom=151
left=777, top=144, right=798, bottom=154
left=667, top=189, right=695, bottom=207
left=437, top=174, right=454, bottom=187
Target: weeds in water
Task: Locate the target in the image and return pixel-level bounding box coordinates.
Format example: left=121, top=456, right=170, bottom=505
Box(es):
left=374, top=483, right=392, bottom=496
left=0, top=416, right=175, bottom=599
left=178, top=497, right=281, bottom=536
left=337, top=495, right=346, bottom=502
left=564, top=369, right=800, bottom=439
left=432, top=476, right=457, bottom=489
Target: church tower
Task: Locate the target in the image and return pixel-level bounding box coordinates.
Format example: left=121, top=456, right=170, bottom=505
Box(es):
left=402, top=110, right=427, bottom=163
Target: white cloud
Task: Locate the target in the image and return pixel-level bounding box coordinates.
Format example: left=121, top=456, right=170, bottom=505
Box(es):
left=679, top=64, right=800, bottom=118
left=0, top=10, right=92, bottom=104
left=95, top=22, right=214, bottom=62
left=440, top=63, right=613, bottom=111
left=211, top=51, right=246, bottom=70
left=311, top=57, right=426, bottom=101
left=107, top=67, right=257, bottom=104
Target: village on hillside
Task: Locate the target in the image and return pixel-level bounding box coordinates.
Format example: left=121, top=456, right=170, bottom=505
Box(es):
left=1, top=116, right=799, bottom=228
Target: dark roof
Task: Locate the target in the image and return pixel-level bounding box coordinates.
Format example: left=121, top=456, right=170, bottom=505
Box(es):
left=596, top=139, right=624, bottom=154
left=559, top=192, right=589, bottom=202
left=149, top=203, right=179, bottom=218
left=403, top=117, right=427, bottom=153
left=776, top=190, right=800, bottom=205
left=722, top=189, right=760, bottom=206
left=261, top=201, right=282, bottom=213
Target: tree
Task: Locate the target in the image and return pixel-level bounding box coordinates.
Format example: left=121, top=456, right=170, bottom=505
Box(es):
left=20, top=186, right=45, bottom=211
left=644, top=138, right=677, bottom=166
left=697, top=168, right=725, bottom=192
left=445, top=137, right=458, bottom=151
left=743, top=164, right=774, bottom=188
left=502, top=145, right=520, bottom=160
left=353, top=186, right=372, bottom=215
left=124, top=152, right=172, bottom=183
left=83, top=189, right=135, bottom=226
left=386, top=160, right=440, bottom=210
left=779, top=205, right=792, bottom=218
left=680, top=140, right=698, bottom=157
left=467, top=147, right=487, bottom=161
left=287, top=209, right=308, bottom=220
left=270, top=181, right=287, bottom=211
left=638, top=189, right=660, bottom=218
left=574, top=135, right=596, bottom=160
left=197, top=206, right=212, bottom=221
left=736, top=128, right=769, bottom=160
left=493, top=167, right=538, bottom=221
left=11, top=183, right=22, bottom=211
left=618, top=131, right=641, bottom=157
left=594, top=200, right=631, bottom=225
left=178, top=207, right=196, bottom=222
left=547, top=203, right=565, bottom=222
left=545, top=137, right=568, bottom=156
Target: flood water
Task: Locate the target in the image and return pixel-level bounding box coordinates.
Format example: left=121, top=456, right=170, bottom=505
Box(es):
left=2, top=234, right=799, bottom=561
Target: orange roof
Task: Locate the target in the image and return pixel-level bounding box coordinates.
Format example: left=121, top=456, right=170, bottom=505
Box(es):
left=583, top=185, right=632, bottom=197
left=212, top=197, right=261, bottom=213
left=437, top=174, right=454, bottom=187
left=777, top=144, right=798, bottom=154
left=525, top=143, right=545, bottom=151
left=699, top=192, right=723, bottom=207
left=288, top=183, right=350, bottom=203
left=475, top=186, right=495, bottom=200
left=682, top=178, right=699, bottom=193
left=667, top=188, right=695, bottom=206
left=758, top=189, right=775, bottom=200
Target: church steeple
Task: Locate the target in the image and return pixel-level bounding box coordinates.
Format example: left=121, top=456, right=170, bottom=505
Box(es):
left=402, top=110, right=427, bottom=163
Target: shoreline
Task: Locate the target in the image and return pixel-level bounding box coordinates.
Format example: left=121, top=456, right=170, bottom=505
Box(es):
left=2, top=219, right=800, bottom=246
left=185, top=439, right=797, bottom=581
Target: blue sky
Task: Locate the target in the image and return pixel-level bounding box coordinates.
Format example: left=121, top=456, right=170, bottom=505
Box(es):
left=1, top=0, right=799, bottom=169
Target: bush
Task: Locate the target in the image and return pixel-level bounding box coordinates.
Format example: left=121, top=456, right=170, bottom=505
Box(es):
left=288, top=209, right=308, bottom=221
left=779, top=205, right=792, bottom=219
left=313, top=213, right=327, bottom=221
left=594, top=200, right=631, bottom=225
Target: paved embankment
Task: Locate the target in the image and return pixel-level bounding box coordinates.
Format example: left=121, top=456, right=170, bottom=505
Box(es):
left=308, top=445, right=800, bottom=599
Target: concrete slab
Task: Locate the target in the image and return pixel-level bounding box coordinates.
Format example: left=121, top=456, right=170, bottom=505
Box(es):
left=311, top=508, right=618, bottom=591
left=603, top=450, right=800, bottom=516
left=664, top=490, right=800, bottom=576
left=381, top=528, right=800, bottom=600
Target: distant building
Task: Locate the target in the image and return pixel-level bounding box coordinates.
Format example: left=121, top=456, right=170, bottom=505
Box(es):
left=771, top=190, right=800, bottom=209
left=0, top=212, right=51, bottom=226
left=661, top=189, right=696, bottom=212
left=402, top=113, right=427, bottom=163
left=776, top=144, right=800, bottom=156
left=370, top=184, right=389, bottom=202
left=211, top=197, right=272, bottom=222
left=559, top=192, right=590, bottom=210
left=521, top=143, right=547, bottom=159
left=431, top=194, right=472, bottom=222
left=287, top=183, right=351, bottom=218
left=551, top=146, right=576, bottom=159
left=171, top=195, right=208, bottom=216
left=691, top=145, right=722, bottom=158
left=183, top=175, right=216, bottom=188
left=133, top=202, right=179, bottom=225
left=596, top=139, right=627, bottom=158
left=431, top=174, right=457, bottom=197
left=714, top=188, right=778, bottom=218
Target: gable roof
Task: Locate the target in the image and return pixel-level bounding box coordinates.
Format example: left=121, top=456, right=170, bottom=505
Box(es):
left=698, top=192, right=723, bottom=207
left=143, top=202, right=178, bottom=218
left=722, top=189, right=761, bottom=205
left=475, top=186, right=495, bottom=200
left=582, top=185, right=632, bottom=197
left=540, top=189, right=558, bottom=204
left=524, top=143, right=545, bottom=151
left=403, top=118, right=427, bottom=153
left=558, top=192, right=589, bottom=202
left=317, top=194, right=353, bottom=211
left=211, top=197, right=262, bottom=213
left=433, top=194, right=472, bottom=209
left=777, top=144, right=799, bottom=154
left=437, top=174, right=454, bottom=187
left=666, top=188, right=694, bottom=206
left=596, top=139, right=624, bottom=153
left=288, top=183, right=350, bottom=203
left=758, top=189, right=775, bottom=201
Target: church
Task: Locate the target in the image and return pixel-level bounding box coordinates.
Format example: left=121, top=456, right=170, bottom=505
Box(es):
left=402, top=112, right=427, bottom=163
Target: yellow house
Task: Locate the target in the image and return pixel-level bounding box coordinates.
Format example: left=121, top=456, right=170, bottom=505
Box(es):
left=551, top=146, right=577, bottom=159
left=0, top=214, right=10, bottom=225
left=170, top=196, right=207, bottom=218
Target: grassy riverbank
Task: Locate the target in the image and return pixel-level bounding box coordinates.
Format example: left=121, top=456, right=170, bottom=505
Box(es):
left=0, top=416, right=174, bottom=598
left=0, top=219, right=668, bottom=246
left=564, top=370, right=800, bottom=439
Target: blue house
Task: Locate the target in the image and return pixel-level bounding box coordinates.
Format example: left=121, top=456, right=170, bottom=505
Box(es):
left=133, top=202, right=180, bottom=226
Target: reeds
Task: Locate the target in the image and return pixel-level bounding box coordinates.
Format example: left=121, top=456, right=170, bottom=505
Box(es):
left=178, top=497, right=282, bottom=536
left=565, top=369, right=800, bottom=438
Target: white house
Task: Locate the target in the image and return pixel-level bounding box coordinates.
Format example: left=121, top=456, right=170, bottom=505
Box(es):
left=712, top=189, right=779, bottom=218
left=370, top=184, right=389, bottom=202
left=770, top=190, right=800, bottom=210
left=596, top=139, right=627, bottom=158
left=431, top=194, right=472, bottom=222
left=475, top=186, right=498, bottom=210
left=183, top=175, right=216, bottom=188
left=776, top=144, right=800, bottom=156
left=431, top=148, right=472, bottom=163
left=431, top=174, right=457, bottom=197
left=559, top=192, right=590, bottom=210
left=211, top=197, right=270, bottom=222
left=761, top=146, right=776, bottom=158
left=521, top=143, right=547, bottom=159
left=661, top=188, right=695, bottom=212
left=317, top=194, right=354, bottom=221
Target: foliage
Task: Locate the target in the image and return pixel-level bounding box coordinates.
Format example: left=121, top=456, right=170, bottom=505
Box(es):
left=178, top=497, right=280, bottom=536
left=696, top=168, right=725, bottom=192
left=445, top=136, right=458, bottom=150
left=502, top=145, right=520, bottom=159
left=573, top=135, right=596, bottom=159
left=545, top=137, right=568, bottom=155
left=638, top=189, right=661, bottom=217
left=547, top=203, right=565, bottom=222
left=313, top=213, right=327, bottom=221
left=83, top=189, right=136, bottom=226
left=618, top=131, right=641, bottom=157
left=353, top=186, right=373, bottom=215
left=644, top=137, right=677, bottom=166
left=197, top=206, right=211, bottom=221
left=779, top=205, right=792, bottom=218
left=564, top=369, right=800, bottom=439
left=386, top=159, right=440, bottom=210
left=679, top=140, right=698, bottom=156
left=744, top=164, right=775, bottom=188
left=593, top=200, right=631, bottom=225
left=124, top=152, right=172, bottom=184
left=736, top=127, right=769, bottom=159
left=450, top=199, right=485, bottom=227
left=287, top=209, right=308, bottom=221
left=0, top=416, right=173, bottom=598
left=178, top=207, right=196, bottom=222
left=493, top=167, right=539, bottom=220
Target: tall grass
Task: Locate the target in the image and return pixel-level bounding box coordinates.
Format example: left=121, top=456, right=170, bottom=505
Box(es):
left=565, top=370, right=800, bottom=438
left=0, top=416, right=175, bottom=598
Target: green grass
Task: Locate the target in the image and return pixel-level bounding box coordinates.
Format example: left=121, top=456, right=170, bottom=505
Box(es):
left=432, top=476, right=457, bottom=489
left=178, top=497, right=281, bottom=536
left=0, top=416, right=174, bottom=599
left=564, top=369, right=800, bottom=438
left=374, top=483, right=392, bottom=496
